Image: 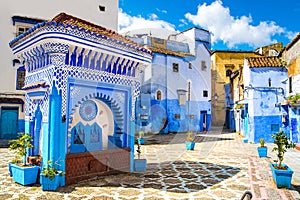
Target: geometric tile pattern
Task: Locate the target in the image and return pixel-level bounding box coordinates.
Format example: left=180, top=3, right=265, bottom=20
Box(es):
left=1, top=130, right=300, bottom=199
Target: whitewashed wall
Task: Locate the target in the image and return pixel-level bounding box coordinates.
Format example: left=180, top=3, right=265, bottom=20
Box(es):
left=0, top=0, right=118, bottom=93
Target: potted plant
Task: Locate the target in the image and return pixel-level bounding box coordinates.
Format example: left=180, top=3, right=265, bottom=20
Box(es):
left=41, top=160, right=65, bottom=191
left=134, top=142, right=147, bottom=172
left=137, top=131, right=145, bottom=145
left=8, top=132, right=39, bottom=185
left=287, top=93, right=300, bottom=108
left=8, top=156, right=20, bottom=177
left=186, top=132, right=195, bottom=150
left=270, top=130, right=295, bottom=188
left=257, top=138, right=267, bottom=157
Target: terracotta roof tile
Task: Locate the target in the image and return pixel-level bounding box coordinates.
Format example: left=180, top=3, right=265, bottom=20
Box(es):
left=50, top=13, right=141, bottom=48
left=10, top=13, right=151, bottom=54
left=246, top=56, right=286, bottom=68
left=148, top=46, right=191, bottom=57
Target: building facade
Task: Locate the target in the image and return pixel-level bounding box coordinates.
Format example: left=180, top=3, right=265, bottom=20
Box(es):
left=239, top=57, right=288, bottom=143
left=10, top=12, right=151, bottom=186
left=281, top=33, right=300, bottom=144
left=128, top=28, right=212, bottom=133
left=0, top=0, right=118, bottom=142
left=210, top=51, right=262, bottom=129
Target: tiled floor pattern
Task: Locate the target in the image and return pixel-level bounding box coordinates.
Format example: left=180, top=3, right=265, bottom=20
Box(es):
left=0, top=128, right=300, bottom=199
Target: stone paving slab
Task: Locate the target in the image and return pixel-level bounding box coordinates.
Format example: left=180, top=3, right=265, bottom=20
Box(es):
left=0, top=128, right=300, bottom=199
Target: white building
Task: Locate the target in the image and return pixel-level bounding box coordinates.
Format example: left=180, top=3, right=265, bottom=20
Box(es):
left=126, top=27, right=212, bottom=133
left=0, top=0, right=118, bottom=141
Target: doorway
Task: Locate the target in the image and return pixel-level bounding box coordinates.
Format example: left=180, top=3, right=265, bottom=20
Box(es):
left=0, top=107, right=19, bottom=139
left=200, top=110, right=207, bottom=132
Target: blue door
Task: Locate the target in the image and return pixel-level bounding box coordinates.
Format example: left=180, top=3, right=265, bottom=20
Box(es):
left=0, top=107, right=19, bottom=139
left=200, top=111, right=207, bottom=132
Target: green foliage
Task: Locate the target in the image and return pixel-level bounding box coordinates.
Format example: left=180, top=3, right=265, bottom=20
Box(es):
left=287, top=93, right=300, bottom=104
left=138, top=131, right=144, bottom=138
left=10, top=156, right=21, bottom=164
left=235, top=104, right=244, bottom=109
left=259, top=138, right=265, bottom=147
left=42, top=160, right=65, bottom=180
left=9, top=132, right=34, bottom=165
left=272, top=130, right=295, bottom=167
left=186, top=132, right=194, bottom=142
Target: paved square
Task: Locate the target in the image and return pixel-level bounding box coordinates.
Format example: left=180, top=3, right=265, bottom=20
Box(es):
left=0, top=127, right=300, bottom=199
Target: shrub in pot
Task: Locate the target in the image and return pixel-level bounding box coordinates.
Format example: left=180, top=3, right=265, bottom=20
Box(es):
left=270, top=130, right=295, bottom=188
left=137, top=131, right=145, bottom=145
left=134, top=142, right=147, bottom=172
left=8, top=132, right=39, bottom=185
left=186, top=132, right=195, bottom=150
left=257, top=138, right=267, bottom=157
left=41, top=160, right=65, bottom=191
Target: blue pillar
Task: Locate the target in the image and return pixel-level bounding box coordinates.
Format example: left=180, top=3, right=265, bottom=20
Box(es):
left=33, top=105, right=42, bottom=156
left=48, top=83, right=62, bottom=166
left=129, top=120, right=135, bottom=172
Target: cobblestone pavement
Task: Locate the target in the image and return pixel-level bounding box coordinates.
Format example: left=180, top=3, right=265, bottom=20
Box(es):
left=0, top=127, right=300, bottom=200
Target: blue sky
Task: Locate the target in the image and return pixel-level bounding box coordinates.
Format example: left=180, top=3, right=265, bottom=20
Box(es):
left=118, top=0, right=300, bottom=50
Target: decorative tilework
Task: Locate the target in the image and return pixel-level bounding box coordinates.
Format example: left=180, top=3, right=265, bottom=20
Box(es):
left=13, top=16, right=149, bottom=120
left=79, top=100, right=98, bottom=121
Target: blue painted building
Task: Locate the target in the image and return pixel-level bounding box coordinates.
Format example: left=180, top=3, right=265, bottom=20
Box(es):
left=281, top=33, right=300, bottom=146
left=9, top=13, right=152, bottom=186
left=127, top=28, right=212, bottom=133
left=240, top=56, right=288, bottom=143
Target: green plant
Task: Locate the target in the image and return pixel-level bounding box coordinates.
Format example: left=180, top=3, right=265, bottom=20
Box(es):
left=9, top=132, right=34, bottom=166
left=42, top=160, right=65, bottom=180
left=187, top=132, right=194, bottom=142
left=235, top=104, right=244, bottom=109
left=138, top=131, right=144, bottom=138
left=10, top=155, right=21, bottom=164
left=259, top=138, right=265, bottom=147
left=272, top=130, right=295, bottom=168
left=287, top=93, right=300, bottom=105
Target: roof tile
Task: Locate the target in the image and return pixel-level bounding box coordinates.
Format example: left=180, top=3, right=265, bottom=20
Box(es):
left=246, top=56, right=285, bottom=68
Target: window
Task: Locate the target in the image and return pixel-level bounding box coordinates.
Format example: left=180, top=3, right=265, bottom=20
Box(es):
left=99, top=5, right=106, bottom=12
left=16, top=26, right=30, bottom=36
left=16, top=66, right=25, bottom=90
left=175, top=114, right=180, bottom=119
left=141, top=122, right=147, bottom=126
left=189, top=62, right=192, bottom=69
left=140, top=115, right=149, bottom=120
left=12, top=16, right=45, bottom=37
left=203, top=90, right=208, bottom=97
left=156, top=90, right=162, bottom=100
left=201, top=61, right=207, bottom=71
left=226, top=70, right=232, bottom=77
left=173, top=63, right=179, bottom=72
left=271, top=124, right=279, bottom=132
left=289, top=76, right=293, bottom=93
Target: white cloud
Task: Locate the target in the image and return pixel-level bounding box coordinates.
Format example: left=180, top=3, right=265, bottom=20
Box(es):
left=179, top=19, right=188, bottom=27
left=118, top=9, right=175, bottom=33
left=149, top=13, right=158, bottom=20
left=156, top=8, right=167, bottom=14
left=185, top=0, right=286, bottom=48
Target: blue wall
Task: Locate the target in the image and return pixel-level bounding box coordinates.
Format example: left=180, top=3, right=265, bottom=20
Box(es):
left=249, top=115, right=282, bottom=143
left=242, top=66, right=288, bottom=143
left=136, top=98, right=211, bottom=133
left=289, top=107, right=300, bottom=143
